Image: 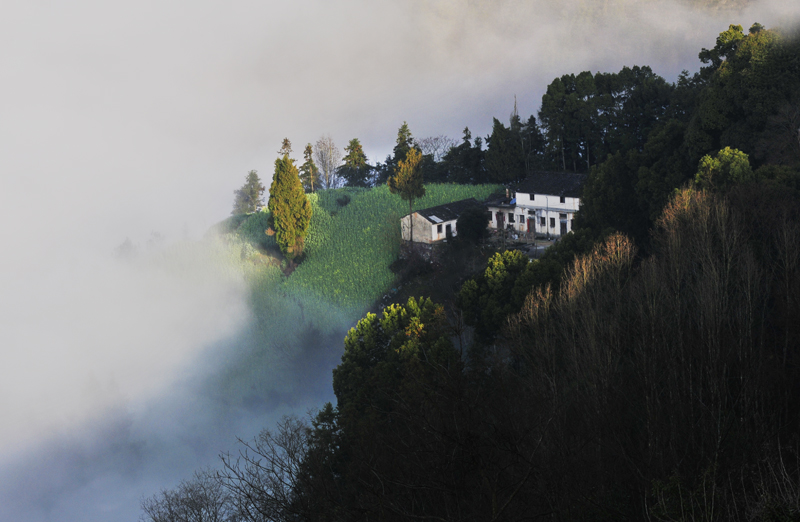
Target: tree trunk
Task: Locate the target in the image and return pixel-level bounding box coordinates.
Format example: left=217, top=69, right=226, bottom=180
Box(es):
left=586, top=140, right=590, bottom=172
left=409, top=200, right=414, bottom=243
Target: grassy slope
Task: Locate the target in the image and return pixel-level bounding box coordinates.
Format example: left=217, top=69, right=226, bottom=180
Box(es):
left=285, top=183, right=502, bottom=322
left=205, top=183, right=505, bottom=334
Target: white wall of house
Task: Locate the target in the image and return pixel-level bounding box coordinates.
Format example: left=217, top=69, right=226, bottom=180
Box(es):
left=488, top=191, right=580, bottom=237
left=527, top=208, right=577, bottom=237
left=488, top=206, right=528, bottom=233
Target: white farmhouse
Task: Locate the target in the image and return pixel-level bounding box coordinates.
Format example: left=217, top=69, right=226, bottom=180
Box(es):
left=487, top=172, right=586, bottom=238
left=401, top=198, right=481, bottom=243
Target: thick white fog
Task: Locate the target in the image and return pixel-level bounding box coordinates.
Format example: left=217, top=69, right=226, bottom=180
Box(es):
left=1, top=0, right=798, bottom=520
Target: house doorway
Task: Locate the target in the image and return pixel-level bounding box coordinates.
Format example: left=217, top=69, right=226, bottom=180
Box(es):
left=560, top=221, right=567, bottom=235
left=445, top=223, right=452, bottom=237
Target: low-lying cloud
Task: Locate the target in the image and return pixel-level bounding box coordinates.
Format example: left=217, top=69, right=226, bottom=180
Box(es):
left=0, top=242, right=249, bottom=458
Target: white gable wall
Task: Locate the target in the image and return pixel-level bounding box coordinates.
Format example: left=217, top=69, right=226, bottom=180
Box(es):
left=401, top=213, right=458, bottom=243
left=517, top=192, right=580, bottom=210
left=489, top=191, right=581, bottom=237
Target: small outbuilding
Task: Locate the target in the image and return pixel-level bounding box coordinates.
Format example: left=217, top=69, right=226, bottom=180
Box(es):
left=401, top=198, right=481, bottom=243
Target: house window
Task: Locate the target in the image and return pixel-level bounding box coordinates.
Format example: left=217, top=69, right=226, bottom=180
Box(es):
left=550, top=217, right=555, bottom=228
left=571, top=219, right=575, bottom=230
left=508, top=213, right=515, bottom=223
left=560, top=213, right=567, bottom=219
left=560, top=196, right=566, bottom=204
left=437, top=224, right=442, bottom=234
left=540, top=216, right=545, bottom=226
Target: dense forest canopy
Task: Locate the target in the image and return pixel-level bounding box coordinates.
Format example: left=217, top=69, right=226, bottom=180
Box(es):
left=143, top=24, right=800, bottom=521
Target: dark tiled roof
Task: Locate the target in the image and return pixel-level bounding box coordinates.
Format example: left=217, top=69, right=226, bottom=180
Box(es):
left=515, top=171, right=586, bottom=198
left=485, top=197, right=515, bottom=208
left=414, top=198, right=481, bottom=223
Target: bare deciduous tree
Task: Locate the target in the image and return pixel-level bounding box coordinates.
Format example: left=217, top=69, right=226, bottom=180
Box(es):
left=417, top=135, right=458, bottom=162
left=313, top=135, right=342, bottom=189
left=140, top=468, right=236, bottom=522
left=217, top=415, right=311, bottom=522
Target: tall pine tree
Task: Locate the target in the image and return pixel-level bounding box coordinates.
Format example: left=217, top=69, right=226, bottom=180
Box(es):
left=379, top=122, right=417, bottom=184
left=232, top=170, right=265, bottom=214
left=268, top=155, right=312, bottom=260
left=299, top=144, right=321, bottom=192
left=339, top=138, right=371, bottom=187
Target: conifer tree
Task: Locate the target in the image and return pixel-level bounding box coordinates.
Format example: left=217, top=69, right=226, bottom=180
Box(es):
left=388, top=148, right=425, bottom=242
left=393, top=122, right=414, bottom=164
left=268, top=155, right=312, bottom=260
left=278, top=138, right=293, bottom=157
left=299, top=144, right=321, bottom=192
left=339, top=138, right=371, bottom=187
left=232, top=170, right=266, bottom=214
left=379, top=122, right=417, bottom=184
left=485, top=117, right=525, bottom=184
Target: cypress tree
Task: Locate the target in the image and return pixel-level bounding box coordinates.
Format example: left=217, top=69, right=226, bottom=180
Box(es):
left=268, top=155, right=312, bottom=260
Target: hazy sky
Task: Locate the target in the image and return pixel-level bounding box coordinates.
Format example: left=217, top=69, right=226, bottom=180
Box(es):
left=1, top=1, right=799, bottom=520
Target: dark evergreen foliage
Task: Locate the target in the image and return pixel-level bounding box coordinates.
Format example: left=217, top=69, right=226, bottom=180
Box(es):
left=455, top=205, right=490, bottom=244
left=485, top=117, right=526, bottom=183
left=299, top=144, right=320, bottom=193
left=441, top=127, right=485, bottom=183
left=338, top=138, right=372, bottom=187
left=232, top=170, right=266, bottom=215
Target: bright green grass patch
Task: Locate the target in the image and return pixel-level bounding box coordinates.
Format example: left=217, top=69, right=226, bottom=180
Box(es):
left=223, top=183, right=501, bottom=330
left=287, top=183, right=501, bottom=320
left=236, top=211, right=276, bottom=250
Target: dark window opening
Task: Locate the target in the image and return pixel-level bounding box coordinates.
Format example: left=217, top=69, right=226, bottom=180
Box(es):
left=437, top=224, right=442, bottom=234
left=540, top=216, right=546, bottom=226
left=550, top=217, right=556, bottom=228
left=508, top=213, right=515, bottom=223
left=560, top=196, right=566, bottom=204
left=560, top=213, right=567, bottom=219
